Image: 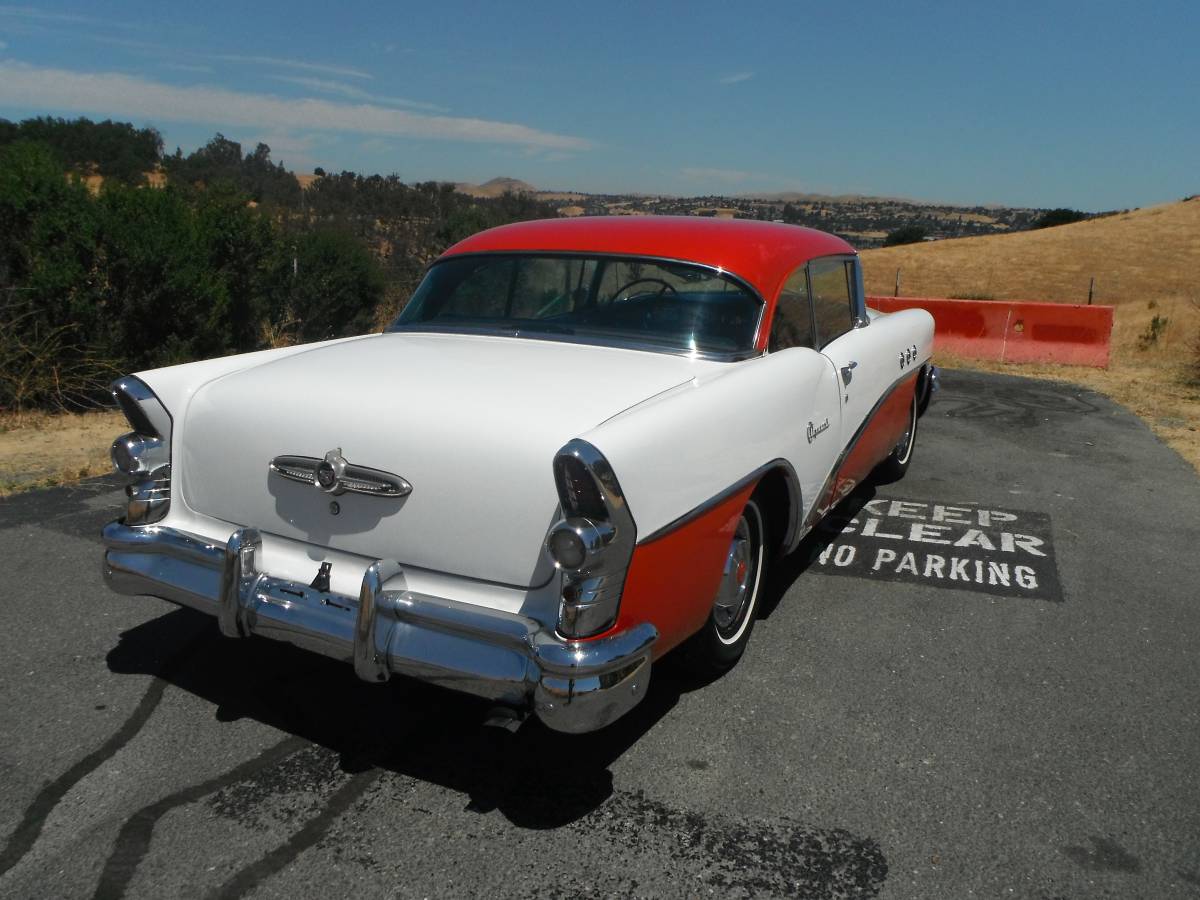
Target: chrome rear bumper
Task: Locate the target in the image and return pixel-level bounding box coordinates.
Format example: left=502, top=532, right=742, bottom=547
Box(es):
left=102, top=520, right=656, bottom=733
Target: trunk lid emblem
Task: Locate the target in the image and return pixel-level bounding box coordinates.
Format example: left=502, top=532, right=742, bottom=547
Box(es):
left=270, top=448, right=412, bottom=498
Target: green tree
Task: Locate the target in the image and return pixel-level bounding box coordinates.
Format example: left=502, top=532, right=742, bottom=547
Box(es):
left=883, top=224, right=928, bottom=246
left=1032, top=208, right=1088, bottom=229
left=270, top=228, right=386, bottom=343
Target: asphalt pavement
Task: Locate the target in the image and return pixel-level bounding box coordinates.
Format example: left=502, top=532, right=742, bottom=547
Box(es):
left=1, top=368, right=1198, bottom=899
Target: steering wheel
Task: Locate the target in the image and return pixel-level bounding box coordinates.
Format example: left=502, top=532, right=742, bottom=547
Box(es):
left=611, top=277, right=678, bottom=301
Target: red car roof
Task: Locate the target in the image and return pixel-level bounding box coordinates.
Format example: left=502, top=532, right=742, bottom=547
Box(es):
left=441, top=216, right=855, bottom=299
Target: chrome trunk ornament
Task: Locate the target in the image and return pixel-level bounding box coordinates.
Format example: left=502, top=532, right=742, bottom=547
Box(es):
left=270, top=448, right=412, bottom=498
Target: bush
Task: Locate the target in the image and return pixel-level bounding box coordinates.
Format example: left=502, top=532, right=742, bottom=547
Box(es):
left=883, top=225, right=928, bottom=246
left=1032, top=208, right=1088, bottom=229
left=0, top=120, right=558, bottom=411
left=1137, top=314, right=1170, bottom=350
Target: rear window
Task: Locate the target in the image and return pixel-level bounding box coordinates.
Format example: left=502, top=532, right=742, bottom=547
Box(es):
left=390, top=253, right=764, bottom=357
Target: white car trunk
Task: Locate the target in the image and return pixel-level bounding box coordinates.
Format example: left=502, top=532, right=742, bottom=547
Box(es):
left=177, top=331, right=706, bottom=588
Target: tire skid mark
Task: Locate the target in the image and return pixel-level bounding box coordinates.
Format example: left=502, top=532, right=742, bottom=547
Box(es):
left=91, top=737, right=307, bottom=900
left=0, top=631, right=207, bottom=878
left=205, top=769, right=380, bottom=900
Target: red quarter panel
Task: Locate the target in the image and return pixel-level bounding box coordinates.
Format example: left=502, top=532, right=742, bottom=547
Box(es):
left=612, top=483, right=756, bottom=658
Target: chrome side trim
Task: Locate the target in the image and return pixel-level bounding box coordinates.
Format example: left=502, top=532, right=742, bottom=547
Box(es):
left=639, top=458, right=802, bottom=547
left=802, top=367, right=922, bottom=532
left=101, top=520, right=658, bottom=733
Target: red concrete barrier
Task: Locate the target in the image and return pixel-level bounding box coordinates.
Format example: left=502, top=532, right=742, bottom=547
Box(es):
left=867, top=296, right=1114, bottom=368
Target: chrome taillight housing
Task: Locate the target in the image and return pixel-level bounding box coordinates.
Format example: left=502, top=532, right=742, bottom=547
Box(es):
left=546, top=440, right=636, bottom=639
left=110, top=376, right=173, bottom=526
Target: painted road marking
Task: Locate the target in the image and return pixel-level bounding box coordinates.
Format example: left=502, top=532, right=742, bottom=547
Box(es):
left=813, top=496, right=1063, bottom=602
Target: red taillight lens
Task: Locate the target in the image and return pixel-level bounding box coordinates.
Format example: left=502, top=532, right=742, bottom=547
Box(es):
left=553, top=455, right=607, bottom=519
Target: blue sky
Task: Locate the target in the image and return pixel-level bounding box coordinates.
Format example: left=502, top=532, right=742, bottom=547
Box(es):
left=0, top=1, right=1196, bottom=210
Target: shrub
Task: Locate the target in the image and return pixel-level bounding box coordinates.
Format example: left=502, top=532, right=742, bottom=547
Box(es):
left=1032, top=208, right=1088, bottom=229
left=1137, top=314, right=1170, bottom=350
left=883, top=225, right=928, bottom=247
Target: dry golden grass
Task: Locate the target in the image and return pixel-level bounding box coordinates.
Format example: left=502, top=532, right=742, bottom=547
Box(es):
left=0, top=410, right=125, bottom=495
left=862, top=197, right=1200, bottom=305
left=862, top=198, right=1200, bottom=473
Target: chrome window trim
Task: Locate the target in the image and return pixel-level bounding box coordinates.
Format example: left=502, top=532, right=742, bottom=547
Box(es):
left=388, top=251, right=768, bottom=363
left=767, top=263, right=818, bottom=353
left=804, top=253, right=861, bottom=350
left=850, top=257, right=870, bottom=329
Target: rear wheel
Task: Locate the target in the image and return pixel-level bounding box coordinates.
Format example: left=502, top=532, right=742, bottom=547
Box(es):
left=677, top=498, right=767, bottom=676
left=876, top=388, right=919, bottom=481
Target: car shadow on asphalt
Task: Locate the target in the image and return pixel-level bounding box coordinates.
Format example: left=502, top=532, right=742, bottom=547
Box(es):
left=101, top=479, right=883, bottom=830
left=757, top=481, right=878, bottom=621
left=105, top=605, right=722, bottom=829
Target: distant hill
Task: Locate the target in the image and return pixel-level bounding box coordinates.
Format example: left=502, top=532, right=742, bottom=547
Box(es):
left=455, top=177, right=538, bottom=198
left=743, top=190, right=915, bottom=205
left=860, top=197, right=1200, bottom=306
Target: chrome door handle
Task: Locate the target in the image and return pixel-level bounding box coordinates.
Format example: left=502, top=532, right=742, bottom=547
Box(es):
left=840, top=361, right=858, bottom=385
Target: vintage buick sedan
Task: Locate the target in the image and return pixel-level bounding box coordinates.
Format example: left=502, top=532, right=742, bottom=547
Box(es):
left=102, top=217, right=935, bottom=733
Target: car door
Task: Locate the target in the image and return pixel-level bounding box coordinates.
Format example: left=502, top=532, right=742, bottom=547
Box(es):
left=766, top=265, right=842, bottom=525
left=810, top=255, right=902, bottom=504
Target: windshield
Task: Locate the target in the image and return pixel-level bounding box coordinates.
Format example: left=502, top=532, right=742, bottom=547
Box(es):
left=389, top=253, right=763, bottom=357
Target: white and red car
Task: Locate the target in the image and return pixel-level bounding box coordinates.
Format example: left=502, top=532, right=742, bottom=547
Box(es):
left=103, top=217, right=935, bottom=733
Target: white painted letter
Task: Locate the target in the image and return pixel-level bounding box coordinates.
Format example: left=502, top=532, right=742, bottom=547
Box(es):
left=896, top=552, right=919, bottom=575
left=863, top=518, right=904, bottom=540
left=834, top=545, right=857, bottom=567
left=924, top=555, right=946, bottom=578
left=1012, top=533, right=1047, bottom=557
left=909, top=523, right=953, bottom=545
left=888, top=500, right=928, bottom=521
left=954, top=529, right=996, bottom=550
left=873, top=548, right=897, bottom=571
left=933, top=505, right=973, bottom=525
left=1015, top=566, right=1039, bottom=589
left=987, top=562, right=1011, bottom=586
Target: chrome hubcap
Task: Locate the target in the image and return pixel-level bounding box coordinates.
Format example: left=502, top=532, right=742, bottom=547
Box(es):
left=713, top=516, right=754, bottom=633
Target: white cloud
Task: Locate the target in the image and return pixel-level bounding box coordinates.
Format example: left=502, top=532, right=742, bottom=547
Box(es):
left=268, top=75, right=446, bottom=112
left=208, top=53, right=371, bottom=80
left=0, top=5, right=137, bottom=29
left=681, top=166, right=762, bottom=184
left=163, top=62, right=214, bottom=74
left=0, top=61, right=591, bottom=150
left=718, top=71, right=754, bottom=85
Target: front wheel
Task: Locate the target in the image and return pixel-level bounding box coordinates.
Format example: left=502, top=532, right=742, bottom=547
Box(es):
left=677, top=498, right=767, bottom=677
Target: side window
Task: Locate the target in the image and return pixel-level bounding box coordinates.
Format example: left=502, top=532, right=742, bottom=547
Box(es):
left=809, top=257, right=854, bottom=348
left=768, top=268, right=815, bottom=351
